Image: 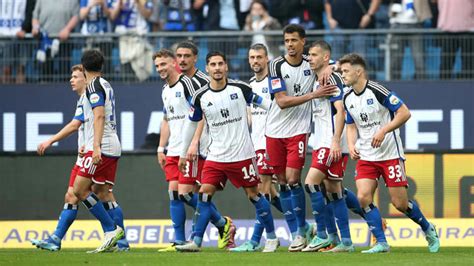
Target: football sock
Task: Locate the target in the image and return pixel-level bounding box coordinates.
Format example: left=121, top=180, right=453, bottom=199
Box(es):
left=324, top=200, right=337, bottom=235
left=328, top=191, right=352, bottom=245
left=52, top=203, right=78, bottom=241
left=405, top=200, right=430, bottom=231
left=363, top=203, right=387, bottom=243
left=250, top=194, right=276, bottom=239
left=169, top=190, right=186, bottom=244
left=279, top=185, right=298, bottom=238
left=344, top=188, right=365, bottom=219
left=289, top=182, right=307, bottom=236
left=82, top=193, right=115, bottom=232
left=193, top=193, right=213, bottom=246
left=104, top=201, right=127, bottom=242
left=269, top=194, right=283, bottom=213
left=305, top=184, right=327, bottom=239
left=250, top=219, right=264, bottom=245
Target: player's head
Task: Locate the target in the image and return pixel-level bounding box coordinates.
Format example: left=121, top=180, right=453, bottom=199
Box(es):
left=248, top=43, right=269, bottom=75
left=153, top=48, right=177, bottom=81
left=283, top=24, right=306, bottom=57
left=308, top=40, right=332, bottom=72
left=206, top=51, right=227, bottom=81
left=176, top=41, right=198, bottom=74
left=339, top=53, right=367, bottom=86
left=70, top=64, right=86, bottom=94
left=81, top=49, right=104, bottom=73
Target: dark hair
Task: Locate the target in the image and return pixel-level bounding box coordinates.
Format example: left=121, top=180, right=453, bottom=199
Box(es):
left=249, top=43, right=268, bottom=56
left=339, top=53, right=367, bottom=69
left=152, top=48, right=176, bottom=60
left=176, top=41, right=198, bottom=56
left=283, top=24, right=306, bottom=38
left=81, top=50, right=104, bottom=72
left=310, top=40, right=332, bottom=54
left=206, top=51, right=227, bottom=64
left=250, top=0, right=268, bottom=12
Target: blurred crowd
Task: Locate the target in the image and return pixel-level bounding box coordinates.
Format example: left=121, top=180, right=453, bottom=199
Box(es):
left=0, top=0, right=473, bottom=83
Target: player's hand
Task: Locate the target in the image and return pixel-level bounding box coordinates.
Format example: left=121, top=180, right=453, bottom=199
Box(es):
left=312, top=84, right=338, bottom=99
left=371, top=128, right=386, bottom=148
left=92, top=147, right=102, bottom=165
left=349, top=145, right=360, bottom=160
left=37, top=140, right=53, bottom=156
left=157, top=152, right=166, bottom=169
left=318, top=65, right=333, bottom=86
left=78, top=145, right=86, bottom=157
left=178, top=157, right=187, bottom=174
left=329, top=140, right=342, bottom=162
left=328, top=17, right=338, bottom=30
left=186, top=142, right=198, bottom=161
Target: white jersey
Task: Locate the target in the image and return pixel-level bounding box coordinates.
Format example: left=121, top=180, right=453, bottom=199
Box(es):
left=162, top=74, right=200, bottom=156
left=344, top=80, right=405, bottom=161
left=312, top=72, right=348, bottom=153
left=83, top=77, right=121, bottom=157
left=249, top=75, right=271, bottom=151
left=73, top=93, right=86, bottom=166
left=191, top=69, right=211, bottom=157
left=189, top=79, right=267, bottom=162
left=266, top=55, right=315, bottom=138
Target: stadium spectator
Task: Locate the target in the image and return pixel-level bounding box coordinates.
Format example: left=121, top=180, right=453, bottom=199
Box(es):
left=110, top=0, right=154, bottom=81
left=80, top=0, right=117, bottom=77
left=0, top=0, right=33, bottom=84
left=389, top=0, right=432, bottom=80
left=436, top=0, right=474, bottom=79
left=244, top=0, right=281, bottom=59
left=325, top=0, right=381, bottom=64
left=32, top=0, right=80, bottom=82
left=287, top=0, right=325, bottom=30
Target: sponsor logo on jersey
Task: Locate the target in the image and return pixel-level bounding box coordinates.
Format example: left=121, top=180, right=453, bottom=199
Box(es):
left=349, top=104, right=354, bottom=109
left=75, top=107, right=83, bottom=116
left=303, top=69, right=311, bottom=76
left=230, top=93, right=238, bottom=100
left=189, top=106, right=195, bottom=117
left=220, top=108, right=230, bottom=118
left=333, top=88, right=341, bottom=97
left=271, top=78, right=282, bottom=89
left=294, top=83, right=301, bottom=93
left=175, top=92, right=181, bottom=97
left=168, top=105, right=175, bottom=114
left=367, top=98, right=374, bottom=105
left=360, top=113, right=369, bottom=123
left=207, top=102, right=213, bottom=107
left=262, top=87, right=268, bottom=93
left=389, top=95, right=400, bottom=105
left=89, top=93, right=100, bottom=104
left=283, top=74, right=290, bottom=79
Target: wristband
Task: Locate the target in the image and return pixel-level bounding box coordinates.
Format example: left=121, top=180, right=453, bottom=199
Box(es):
left=157, top=146, right=165, bottom=153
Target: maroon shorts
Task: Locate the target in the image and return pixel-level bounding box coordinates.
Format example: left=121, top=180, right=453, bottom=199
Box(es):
left=164, top=156, right=204, bottom=185
left=201, top=158, right=260, bottom=189
left=310, top=148, right=348, bottom=180
left=255, top=149, right=273, bottom=176
left=266, top=134, right=308, bottom=174
left=355, top=159, right=408, bottom=187
left=78, top=151, right=119, bottom=185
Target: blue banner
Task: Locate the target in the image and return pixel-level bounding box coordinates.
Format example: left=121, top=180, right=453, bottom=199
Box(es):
left=1, top=81, right=473, bottom=152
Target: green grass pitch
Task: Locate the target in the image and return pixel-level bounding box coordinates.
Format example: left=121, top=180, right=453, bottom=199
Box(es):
left=1, top=247, right=473, bottom=265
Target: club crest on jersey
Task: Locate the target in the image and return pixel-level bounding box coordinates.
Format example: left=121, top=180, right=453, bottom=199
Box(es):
left=389, top=95, right=400, bottom=105
left=75, top=107, right=83, bottom=116
left=175, top=91, right=182, bottom=97
left=230, top=93, right=238, bottom=100
left=303, top=69, right=311, bottom=76
left=271, top=78, right=282, bottom=89
left=367, top=98, right=374, bottom=105
left=262, top=87, right=268, bottom=93
left=89, top=93, right=100, bottom=104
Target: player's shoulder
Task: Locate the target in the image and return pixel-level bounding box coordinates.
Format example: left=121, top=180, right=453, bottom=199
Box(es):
left=178, top=74, right=195, bottom=87
left=269, top=56, right=285, bottom=76
left=366, top=80, right=391, bottom=96
left=193, top=69, right=210, bottom=86
left=328, top=72, right=344, bottom=85
left=228, top=78, right=252, bottom=90
left=302, top=54, right=310, bottom=62
left=249, top=76, right=256, bottom=84
left=191, top=83, right=210, bottom=103
left=343, top=87, right=355, bottom=102
left=86, top=77, right=105, bottom=95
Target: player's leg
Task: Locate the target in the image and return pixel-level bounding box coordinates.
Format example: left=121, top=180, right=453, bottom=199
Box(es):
left=344, top=187, right=365, bottom=218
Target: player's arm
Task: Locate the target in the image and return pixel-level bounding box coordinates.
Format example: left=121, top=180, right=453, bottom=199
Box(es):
left=330, top=100, right=344, bottom=162
left=157, top=115, right=170, bottom=169
left=179, top=96, right=203, bottom=173
left=344, top=100, right=360, bottom=160
left=37, top=119, right=82, bottom=155
left=186, top=119, right=204, bottom=161
left=272, top=84, right=339, bottom=109
left=92, top=106, right=105, bottom=165
left=372, top=92, right=410, bottom=148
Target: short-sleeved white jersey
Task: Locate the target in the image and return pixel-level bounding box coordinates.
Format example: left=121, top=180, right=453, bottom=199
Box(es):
left=83, top=77, right=121, bottom=157
left=344, top=80, right=405, bottom=161
left=266, top=55, right=315, bottom=138
left=191, top=69, right=211, bottom=157
left=188, top=79, right=267, bottom=162
left=249, top=75, right=271, bottom=151
left=162, top=74, right=200, bottom=156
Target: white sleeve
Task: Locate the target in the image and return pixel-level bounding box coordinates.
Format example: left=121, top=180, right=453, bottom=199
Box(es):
left=180, top=119, right=198, bottom=158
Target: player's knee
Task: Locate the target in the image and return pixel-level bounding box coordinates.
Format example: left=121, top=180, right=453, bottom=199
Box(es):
left=391, top=198, right=408, bottom=212
left=72, top=187, right=88, bottom=201
left=357, top=194, right=372, bottom=208
left=65, top=190, right=79, bottom=204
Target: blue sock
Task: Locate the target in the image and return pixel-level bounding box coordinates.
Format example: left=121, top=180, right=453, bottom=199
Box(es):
left=405, top=200, right=430, bottom=231
left=104, top=201, right=128, bottom=246
left=324, top=202, right=338, bottom=235
left=306, top=185, right=327, bottom=238
left=181, top=192, right=197, bottom=239
left=279, top=185, right=298, bottom=237
left=271, top=196, right=283, bottom=213
left=52, top=203, right=78, bottom=241
left=329, top=195, right=352, bottom=245
left=251, top=194, right=276, bottom=239
left=289, top=183, right=307, bottom=236
left=363, top=203, right=387, bottom=243
left=344, top=188, right=365, bottom=219
left=250, top=219, right=264, bottom=245
left=169, top=191, right=186, bottom=244
left=193, top=193, right=213, bottom=246
left=82, top=193, right=116, bottom=232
